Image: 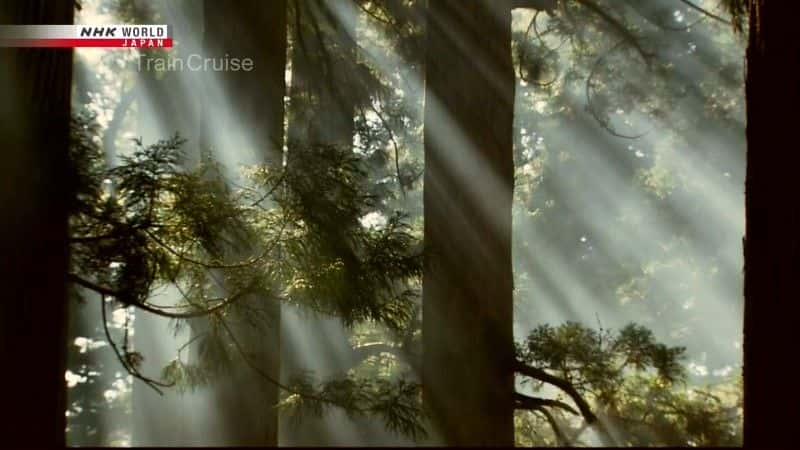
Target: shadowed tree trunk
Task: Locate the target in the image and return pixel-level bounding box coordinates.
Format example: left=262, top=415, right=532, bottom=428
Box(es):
left=279, top=0, right=359, bottom=444
left=204, top=0, right=287, bottom=168
left=742, top=0, right=800, bottom=447
left=287, top=0, right=355, bottom=152
left=130, top=3, right=206, bottom=445
left=0, top=1, right=74, bottom=446
left=422, top=0, right=516, bottom=445
left=201, top=0, right=287, bottom=445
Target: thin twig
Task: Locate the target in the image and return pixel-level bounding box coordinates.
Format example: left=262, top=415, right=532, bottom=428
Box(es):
left=144, top=229, right=273, bottom=270
left=574, top=0, right=652, bottom=63
left=100, top=295, right=173, bottom=395
left=585, top=40, right=649, bottom=140
left=353, top=0, right=394, bottom=27
left=365, top=103, right=406, bottom=198
left=678, top=0, right=732, bottom=25
left=69, top=272, right=247, bottom=319
left=218, top=317, right=368, bottom=414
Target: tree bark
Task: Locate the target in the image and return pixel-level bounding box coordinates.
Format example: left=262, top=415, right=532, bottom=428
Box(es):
left=204, top=0, right=287, bottom=167
left=201, top=0, right=287, bottom=445
left=422, top=0, right=516, bottom=445
left=0, top=1, right=73, bottom=446
left=131, top=3, right=205, bottom=445
left=742, top=0, right=800, bottom=447
left=279, top=1, right=360, bottom=444
left=287, top=0, right=356, bottom=152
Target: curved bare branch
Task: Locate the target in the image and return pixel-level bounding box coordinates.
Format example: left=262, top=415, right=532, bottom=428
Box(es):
left=678, top=0, right=732, bottom=25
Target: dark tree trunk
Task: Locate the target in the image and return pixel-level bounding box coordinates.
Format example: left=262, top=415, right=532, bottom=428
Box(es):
left=422, top=0, right=516, bottom=445
left=287, top=0, right=355, bottom=152
left=130, top=4, right=206, bottom=445
left=0, top=1, right=74, bottom=447
left=280, top=1, right=359, bottom=445
left=201, top=0, right=287, bottom=446
left=742, top=1, right=800, bottom=447
left=204, top=0, right=287, bottom=167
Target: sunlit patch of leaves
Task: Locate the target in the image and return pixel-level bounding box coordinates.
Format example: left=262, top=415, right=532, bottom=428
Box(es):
left=69, top=113, right=271, bottom=318
left=161, top=358, right=212, bottom=393
left=515, top=322, right=741, bottom=446
left=68, top=112, right=424, bottom=438
left=518, top=322, right=686, bottom=391
left=260, top=142, right=423, bottom=331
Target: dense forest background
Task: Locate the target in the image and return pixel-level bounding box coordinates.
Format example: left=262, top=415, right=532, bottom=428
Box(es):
left=3, top=0, right=797, bottom=447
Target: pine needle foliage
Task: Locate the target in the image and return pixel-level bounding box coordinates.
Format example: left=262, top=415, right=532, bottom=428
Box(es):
left=515, top=322, right=741, bottom=446
left=67, top=111, right=424, bottom=437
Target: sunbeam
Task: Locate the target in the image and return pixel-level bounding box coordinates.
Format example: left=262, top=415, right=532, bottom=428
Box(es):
left=55, top=0, right=746, bottom=446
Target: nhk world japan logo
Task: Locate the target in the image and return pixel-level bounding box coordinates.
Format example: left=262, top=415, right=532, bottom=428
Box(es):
left=0, top=24, right=171, bottom=48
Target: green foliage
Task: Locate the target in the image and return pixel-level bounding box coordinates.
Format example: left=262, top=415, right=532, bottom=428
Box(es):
left=245, top=143, right=423, bottom=331
left=613, top=375, right=742, bottom=446
left=278, top=371, right=426, bottom=441
left=67, top=0, right=747, bottom=445
left=67, top=111, right=424, bottom=437
left=69, top=113, right=269, bottom=316
left=69, top=107, right=421, bottom=333
left=520, top=322, right=686, bottom=389
left=160, top=358, right=211, bottom=394
left=515, top=322, right=741, bottom=446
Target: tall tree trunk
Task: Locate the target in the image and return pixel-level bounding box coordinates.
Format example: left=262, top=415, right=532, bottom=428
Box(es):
left=287, top=0, right=355, bottom=152
left=130, top=3, right=206, bottom=445
left=742, top=1, right=800, bottom=447
left=0, top=1, right=73, bottom=446
left=204, top=0, right=287, bottom=167
left=422, top=0, right=515, bottom=445
left=201, top=0, right=287, bottom=445
left=280, top=1, right=360, bottom=444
